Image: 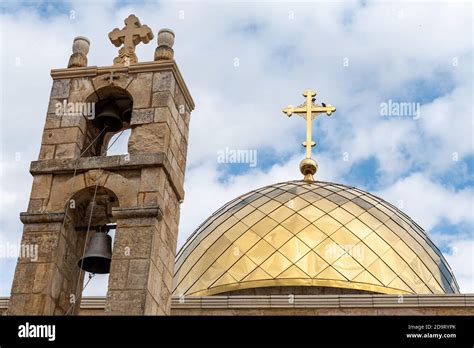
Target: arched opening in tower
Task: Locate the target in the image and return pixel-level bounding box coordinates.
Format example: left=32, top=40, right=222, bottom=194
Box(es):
left=82, top=85, right=133, bottom=157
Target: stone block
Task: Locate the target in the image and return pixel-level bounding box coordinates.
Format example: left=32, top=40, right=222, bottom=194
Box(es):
left=169, top=117, right=180, bottom=143
left=47, top=98, right=65, bottom=114
left=108, top=259, right=129, bottom=290
left=51, top=79, right=71, bottom=99
left=44, top=114, right=61, bottom=129
left=170, top=138, right=179, bottom=159
left=56, top=291, right=71, bottom=314
left=177, top=151, right=185, bottom=173
left=105, top=290, right=146, bottom=315
left=168, top=248, right=177, bottom=275
left=115, top=216, right=158, bottom=228
left=159, top=273, right=172, bottom=306
left=102, top=171, right=139, bottom=207
left=38, top=145, right=55, bottom=160
left=154, top=107, right=173, bottom=126
left=177, top=112, right=185, bottom=135
left=50, top=266, right=63, bottom=300
left=92, top=72, right=133, bottom=95
left=60, top=113, right=87, bottom=132
left=11, top=262, right=36, bottom=293
left=152, top=71, right=176, bottom=92
left=42, top=127, right=84, bottom=146
left=157, top=304, right=167, bottom=315
left=126, top=73, right=152, bottom=108
left=139, top=167, right=166, bottom=193
left=130, top=108, right=154, bottom=125
left=181, top=136, right=188, bottom=157
left=147, top=261, right=163, bottom=303
left=152, top=91, right=174, bottom=109
left=144, top=293, right=160, bottom=315
left=47, top=174, right=86, bottom=211
left=128, top=123, right=170, bottom=154
left=27, top=199, right=44, bottom=212
left=161, top=245, right=175, bottom=277
left=24, top=293, right=55, bottom=315
left=84, top=169, right=109, bottom=188
left=30, top=174, right=53, bottom=199
left=6, top=294, right=28, bottom=315
left=158, top=222, right=170, bottom=247
left=171, top=157, right=183, bottom=186
left=32, top=263, right=54, bottom=293
left=53, top=233, right=67, bottom=265
left=113, top=226, right=154, bottom=259
left=184, top=110, right=191, bottom=124
left=162, top=268, right=173, bottom=293
left=139, top=192, right=165, bottom=207
left=126, top=259, right=150, bottom=289
left=55, top=143, right=80, bottom=159
left=23, top=222, right=63, bottom=233
left=182, top=122, right=190, bottom=144
left=68, top=78, right=95, bottom=103
left=173, top=86, right=186, bottom=114
left=19, top=230, right=59, bottom=263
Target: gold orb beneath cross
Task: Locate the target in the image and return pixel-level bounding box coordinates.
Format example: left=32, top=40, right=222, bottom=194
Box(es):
left=300, top=158, right=317, bottom=181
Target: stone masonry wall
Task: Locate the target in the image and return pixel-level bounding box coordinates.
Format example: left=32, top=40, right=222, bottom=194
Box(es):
left=8, top=62, right=194, bottom=316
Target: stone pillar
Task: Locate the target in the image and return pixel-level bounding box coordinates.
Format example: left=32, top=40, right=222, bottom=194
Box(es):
left=41, top=78, right=87, bottom=161
left=105, top=206, right=165, bottom=315
left=68, top=36, right=90, bottom=68
left=105, top=64, right=192, bottom=315
left=8, top=212, right=86, bottom=315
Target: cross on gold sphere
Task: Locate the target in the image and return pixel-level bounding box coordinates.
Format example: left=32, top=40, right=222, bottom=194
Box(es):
left=283, top=89, right=336, bottom=181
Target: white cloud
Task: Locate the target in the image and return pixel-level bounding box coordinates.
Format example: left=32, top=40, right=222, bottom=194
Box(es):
left=0, top=1, right=472, bottom=295
left=445, top=240, right=474, bottom=294
left=419, top=84, right=473, bottom=171
left=375, top=172, right=474, bottom=231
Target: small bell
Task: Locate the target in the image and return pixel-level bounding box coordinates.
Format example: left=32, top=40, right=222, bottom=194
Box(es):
left=94, top=100, right=123, bottom=132
left=78, top=228, right=112, bottom=274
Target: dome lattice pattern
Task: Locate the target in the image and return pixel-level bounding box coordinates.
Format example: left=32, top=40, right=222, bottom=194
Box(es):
left=173, top=181, right=459, bottom=296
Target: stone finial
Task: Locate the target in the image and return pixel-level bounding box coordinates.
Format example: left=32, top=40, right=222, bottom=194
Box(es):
left=109, top=14, right=154, bottom=66
left=154, top=28, right=175, bottom=61
left=67, top=36, right=90, bottom=68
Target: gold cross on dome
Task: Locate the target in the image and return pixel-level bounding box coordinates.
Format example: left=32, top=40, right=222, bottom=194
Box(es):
left=283, top=89, right=336, bottom=181
left=283, top=89, right=336, bottom=159
left=109, top=14, right=154, bottom=65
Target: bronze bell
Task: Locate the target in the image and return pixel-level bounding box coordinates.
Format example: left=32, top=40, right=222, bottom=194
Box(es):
left=94, top=101, right=123, bottom=132
left=78, top=230, right=112, bottom=274
left=121, top=106, right=133, bottom=123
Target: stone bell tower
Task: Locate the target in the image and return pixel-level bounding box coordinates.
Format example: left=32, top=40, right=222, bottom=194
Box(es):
left=8, top=15, right=194, bottom=315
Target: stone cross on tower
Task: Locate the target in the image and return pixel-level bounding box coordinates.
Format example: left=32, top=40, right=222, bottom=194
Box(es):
left=109, top=14, right=154, bottom=65
left=283, top=89, right=336, bottom=181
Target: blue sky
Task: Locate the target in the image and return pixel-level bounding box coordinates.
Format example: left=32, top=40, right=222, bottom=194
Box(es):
left=0, top=0, right=472, bottom=295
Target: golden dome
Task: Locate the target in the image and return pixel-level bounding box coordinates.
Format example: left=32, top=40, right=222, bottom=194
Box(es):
left=173, top=181, right=459, bottom=296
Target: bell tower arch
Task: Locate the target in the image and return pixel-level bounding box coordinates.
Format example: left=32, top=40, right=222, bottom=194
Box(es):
left=7, top=16, right=194, bottom=315
left=82, top=85, right=134, bottom=157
